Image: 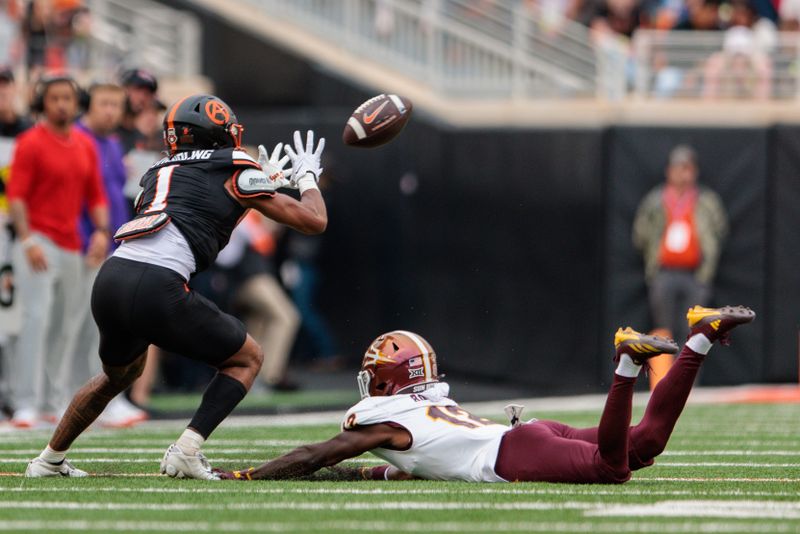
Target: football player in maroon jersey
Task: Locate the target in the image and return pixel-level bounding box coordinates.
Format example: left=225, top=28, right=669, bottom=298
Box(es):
left=217, top=306, right=753, bottom=483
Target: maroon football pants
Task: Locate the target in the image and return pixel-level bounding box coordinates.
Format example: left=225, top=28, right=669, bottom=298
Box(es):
left=494, top=345, right=704, bottom=483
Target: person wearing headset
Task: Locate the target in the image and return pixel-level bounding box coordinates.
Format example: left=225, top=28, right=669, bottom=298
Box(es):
left=5, top=73, right=109, bottom=428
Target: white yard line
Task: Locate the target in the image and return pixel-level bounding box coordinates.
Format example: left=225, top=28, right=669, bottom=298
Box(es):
left=2, top=448, right=799, bottom=457
left=0, top=520, right=794, bottom=533
left=0, top=500, right=597, bottom=511
left=0, top=486, right=797, bottom=498
left=655, top=462, right=800, bottom=468
left=586, top=500, right=800, bottom=520
left=0, top=457, right=382, bottom=464
left=2, top=458, right=794, bottom=468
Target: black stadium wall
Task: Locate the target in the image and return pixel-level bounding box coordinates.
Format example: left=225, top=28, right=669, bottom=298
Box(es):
left=165, top=1, right=798, bottom=391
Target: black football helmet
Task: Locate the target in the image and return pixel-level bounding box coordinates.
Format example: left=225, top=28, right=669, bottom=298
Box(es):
left=163, top=94, right=243, bottom=154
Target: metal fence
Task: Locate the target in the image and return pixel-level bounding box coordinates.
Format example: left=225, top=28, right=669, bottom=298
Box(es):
left=239, top=0, right=627, bottom=99
left=85, top=0, right=201, bottom=77
left=632, top=29, right=800, bottom=100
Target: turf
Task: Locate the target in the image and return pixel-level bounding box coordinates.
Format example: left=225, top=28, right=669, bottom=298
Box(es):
left=1, top=402, right=798, bottom=533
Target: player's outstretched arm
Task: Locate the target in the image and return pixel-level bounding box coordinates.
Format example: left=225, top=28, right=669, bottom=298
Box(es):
left=228, top=131, right=328, bottom=234
left=218, top=423, right=405, bottom=480
left=239, top=189, right=327, bottom=235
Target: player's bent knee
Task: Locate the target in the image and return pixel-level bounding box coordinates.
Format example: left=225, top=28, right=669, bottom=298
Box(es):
left=219, top=336, right=263, bottom=374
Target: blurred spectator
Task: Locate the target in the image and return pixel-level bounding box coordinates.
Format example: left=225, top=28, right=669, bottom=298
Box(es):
left=280, top=170, right=341, bottom=372
left=0, top=62, right=28, bottom=421
left=0, top=1, right=22, bottom=67
left=632, top=145, right=727, bottom=387
left=21, top=0, right=50, bottom=79
left=207, top=211, right=300, bottom=391
left=6, top=74, right=108, bottom=427
left=68, top=80, right=146, bottom=427
left=703, top=26, right=773, bottom=99
left=281, top=231, right=342, bottom=372
left=0, top=66, right=30, bottom=136
left=192, top=211, right=300, bottom=391
left=117, top=67, right=160, bottom=154
left=779, top=0, right=800, bottom=29
left=672, top=0, right=724, bottom=30
left=52, top=0, right=90, bottom=72
left=591, top=0, right=644, bottom=37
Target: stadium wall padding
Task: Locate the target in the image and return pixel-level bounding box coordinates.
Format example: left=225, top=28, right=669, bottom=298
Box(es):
left=168, top=0, right=798, bottom=389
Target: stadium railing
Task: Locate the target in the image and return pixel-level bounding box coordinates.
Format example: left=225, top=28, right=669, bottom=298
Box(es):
left=238, top=0, right=628, bottom=99
left=85, top=0, right=201, bottom=77
left=632, top=29, right=800, bottom=100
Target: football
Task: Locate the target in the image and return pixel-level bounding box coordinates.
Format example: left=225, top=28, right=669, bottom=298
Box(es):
left=342, top=93, right=413, bottom=148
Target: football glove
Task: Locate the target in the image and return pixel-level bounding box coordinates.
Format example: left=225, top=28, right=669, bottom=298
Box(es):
left=258, top=143, right=293, bottom=190
left=284, top=130, right=325, bottom=194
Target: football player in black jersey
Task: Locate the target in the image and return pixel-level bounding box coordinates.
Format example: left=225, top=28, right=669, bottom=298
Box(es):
left=25, top=94, right=328, bottom=479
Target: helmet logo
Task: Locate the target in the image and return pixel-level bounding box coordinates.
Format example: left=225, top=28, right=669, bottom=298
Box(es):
left=205, top=100, right=230, bottom=125
left=408, top=367, right=425, bottom=379
left=166, top=127, right=177, bottom=145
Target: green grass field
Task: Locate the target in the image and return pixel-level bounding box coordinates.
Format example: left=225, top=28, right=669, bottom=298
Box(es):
left=1, top=402, right=799, bottom=533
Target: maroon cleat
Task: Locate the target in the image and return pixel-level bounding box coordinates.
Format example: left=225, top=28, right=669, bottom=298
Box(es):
left=686, top=305, right=756, bottom=346
left=614, top=327, right=679, bottom=366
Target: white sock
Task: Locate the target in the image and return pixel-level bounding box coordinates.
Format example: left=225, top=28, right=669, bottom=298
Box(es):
left=40, top=445, right=66, bottom=464
left=176, top=428, right=205, bottom=456
left=686, top=333, right=713, bottom=355
left=615, top=354, right=642, bottom=378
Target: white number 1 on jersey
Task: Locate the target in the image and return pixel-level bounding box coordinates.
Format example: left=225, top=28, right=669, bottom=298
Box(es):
left=144, top=165, right=177, bottom=213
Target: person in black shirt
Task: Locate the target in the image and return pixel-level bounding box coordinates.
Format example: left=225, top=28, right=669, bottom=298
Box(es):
left=117, top=68, right=162, bottom=153
left=0, top=67, right=31, bottom=137
left=25, top=94, right=328, bottom=480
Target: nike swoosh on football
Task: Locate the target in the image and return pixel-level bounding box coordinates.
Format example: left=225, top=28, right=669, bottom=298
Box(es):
left=363, top=101, right=390, bottom=125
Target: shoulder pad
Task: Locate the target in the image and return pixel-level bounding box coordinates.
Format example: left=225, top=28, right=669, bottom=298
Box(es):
left=232, top=149, right=261, bottom=169
left=342, top=396, right=405, bottom=430
left=232, top=168, right=277, bottom=198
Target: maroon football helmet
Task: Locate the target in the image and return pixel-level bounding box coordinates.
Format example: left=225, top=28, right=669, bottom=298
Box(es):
left=357, top=330, right=440, bottom=398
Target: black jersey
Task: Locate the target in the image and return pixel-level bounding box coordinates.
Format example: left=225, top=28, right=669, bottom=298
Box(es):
left=133, top=147, right=263, bottom=273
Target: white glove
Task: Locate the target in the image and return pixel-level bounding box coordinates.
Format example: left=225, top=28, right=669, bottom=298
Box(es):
left=258, top=143, right=293, bottom=190
left=283, top=130, right=325, bottom=194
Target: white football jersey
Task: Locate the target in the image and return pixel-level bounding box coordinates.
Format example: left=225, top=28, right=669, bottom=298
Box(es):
left=342, top=386, right=510, bottom=482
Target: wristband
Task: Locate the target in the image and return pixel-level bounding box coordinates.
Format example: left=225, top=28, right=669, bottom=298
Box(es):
left=296, top=173, right=319, bottom=196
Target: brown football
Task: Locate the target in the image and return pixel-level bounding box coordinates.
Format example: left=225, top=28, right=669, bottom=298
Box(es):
left=342, top=94, right=413, bottom=148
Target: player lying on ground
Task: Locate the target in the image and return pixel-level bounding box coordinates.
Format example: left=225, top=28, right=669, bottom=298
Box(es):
left=217, top=305, right=754, bottom=483
left=26, top=94, right=327, bottom=480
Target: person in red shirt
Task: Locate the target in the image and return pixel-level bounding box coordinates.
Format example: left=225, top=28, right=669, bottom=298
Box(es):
left=6, top=74, right=109, bottom=427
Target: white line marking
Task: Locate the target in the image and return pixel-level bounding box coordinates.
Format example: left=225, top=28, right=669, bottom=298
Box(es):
left=0, top=486, right=797, bottom=498
left=4, top=448, right=798, bottom=458
left=639, top=477, right=798, bottom=484
left=586, top=500, right=800, bottom=520
left=0, top=520, right=794, bottom=533
left=0, top=500, right=597, bottom=511
left=0, top=457, right=383, bottom=464
left=661, top=450, right=800, bottom=457
left=15, top=458, right=795, bottom=468
left=656, top=462, right=800, bottom=468
left=0, top=520, right=796, bottom=534
left=0, top=448, right=293, bottom=455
